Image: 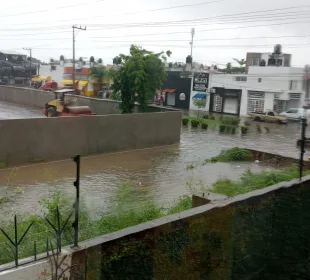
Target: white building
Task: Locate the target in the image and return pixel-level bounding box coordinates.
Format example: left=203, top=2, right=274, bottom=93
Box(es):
left=208, top=66, right=306, bottom=116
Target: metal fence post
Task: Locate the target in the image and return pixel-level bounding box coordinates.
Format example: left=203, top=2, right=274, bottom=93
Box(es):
left=72, top=155, right=80, bottom=248
left=300, top=115, right=308, bottom=180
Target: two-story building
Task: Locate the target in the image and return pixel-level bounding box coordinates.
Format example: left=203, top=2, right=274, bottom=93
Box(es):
left=190, top=45, right=307, bottom=116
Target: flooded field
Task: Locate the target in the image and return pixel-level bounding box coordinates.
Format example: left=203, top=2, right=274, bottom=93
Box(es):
left=0, top=113, right=304, bottom=220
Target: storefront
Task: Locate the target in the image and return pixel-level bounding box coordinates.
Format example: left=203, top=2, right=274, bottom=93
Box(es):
left=209, top=87, right=242, bottom=116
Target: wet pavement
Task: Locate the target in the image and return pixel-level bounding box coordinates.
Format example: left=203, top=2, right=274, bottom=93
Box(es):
left=0, top=101, right=42, bottom=119
left=0, top=102, right=305, bottom=220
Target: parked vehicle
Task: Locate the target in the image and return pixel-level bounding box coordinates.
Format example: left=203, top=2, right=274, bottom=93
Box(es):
left=279, top=108, right=310, bottom=120
left=248, top=109, right=287, bottom=124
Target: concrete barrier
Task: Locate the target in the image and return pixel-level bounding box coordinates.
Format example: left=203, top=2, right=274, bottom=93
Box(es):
left=0, top=86, right=178, bottom=115
left=0, top=111, right=181, bottom=166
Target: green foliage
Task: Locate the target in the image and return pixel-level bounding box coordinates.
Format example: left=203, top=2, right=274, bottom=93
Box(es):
left=112, top=45, right=170, bottom=113
left=211, top=166, right=310, bottom=196
left=201, top=122, right=208, bottom=129
left=109, top=91, right=121, bottom=101
left=241, top=126, right=249, bottom=134
left=210, top=115, right=215, bottom=120
left=221, top=116, right=240, bottom=126
left=202, top=114, right=209, bottom=119
left=182, top=117, right=189, bottom=126
left=97, top=58, right=103, bottom=64
left=210, top=147, right=253, bottom=163
left=0, top=162, right=5, bottom=169
left=193, top=99, right=206, bottom=117
left=191, top=119, right=199, bottom=128
left=89, top=65, right=113, bottom=91
left=219, top=124, right=226, bottom=132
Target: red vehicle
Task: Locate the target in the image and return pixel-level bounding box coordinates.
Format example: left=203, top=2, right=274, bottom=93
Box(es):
left=41, top=80, right=58, bottom=91
left=42, top=89, right=95, bottom=117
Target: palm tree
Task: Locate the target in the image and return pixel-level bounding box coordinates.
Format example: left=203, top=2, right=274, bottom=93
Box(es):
left=89, top=66, right=112, bottom=94
left=233, top=58, right=246, bottom=66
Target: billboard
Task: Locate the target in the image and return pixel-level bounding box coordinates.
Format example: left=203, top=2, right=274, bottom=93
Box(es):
left=192, top=72, right=209, bottom=92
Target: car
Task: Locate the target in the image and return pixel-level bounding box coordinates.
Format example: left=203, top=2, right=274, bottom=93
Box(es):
left=279, top=108, right=310, bottom=120
left=248, top=109, right=287, bottom=124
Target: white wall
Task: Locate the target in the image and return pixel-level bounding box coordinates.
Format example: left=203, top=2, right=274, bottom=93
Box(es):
left=39, top=65, right=64, bottom=84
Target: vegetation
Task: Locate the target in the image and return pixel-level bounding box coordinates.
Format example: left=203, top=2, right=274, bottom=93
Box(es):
left=0, top=182, right=192, bottom=265
left=191, top=119, right=199, bottom=128
left=112, top=45, right=171, bottom=113
left=89, top=65, right=113, bottom=94
left=59, top=55, right=64, bottom=61
left=211, top=166, right=310, bottom=196
left=241, top=126, right=249, bottom=134
left=192, top=99, right=206, bottom=117
left=90, top=56, right=95, bottom=63
left=202, top=115, right=209, bottom=119
left=182, top=117, right=189, bottom=126
left=221, top=116, right=240, bottom=126
left=201, top=122, right=208, bottom=129
left=97, top=58, right=103, bottom=64
left=209, top=147, right=253, bottom=162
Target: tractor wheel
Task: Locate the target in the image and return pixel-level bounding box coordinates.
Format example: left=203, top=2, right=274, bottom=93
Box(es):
left=46, top=107, right=57, bottom=117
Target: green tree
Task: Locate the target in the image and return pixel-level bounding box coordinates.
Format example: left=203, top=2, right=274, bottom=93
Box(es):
left=59, top=55, right=64, bottom=61
left=112, top=45, right=170, bottom=113
left=193, top=98, right=206, bottom=117
left=97, top=58, right=103, bottom=64
left=90, top=56, right=95, bottom=63
left=112, top=56, right=122, bottom=65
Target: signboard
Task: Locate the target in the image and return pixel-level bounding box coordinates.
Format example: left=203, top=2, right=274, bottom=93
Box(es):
left=179, top=93, right=186, bottom=100
left=193, top=72, right=209, bottom=92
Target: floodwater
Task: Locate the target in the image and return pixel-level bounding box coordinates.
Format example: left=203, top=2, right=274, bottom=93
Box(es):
left=0, top=101, right=42, bottom=119
left=0, top=102, right=305, bottom=220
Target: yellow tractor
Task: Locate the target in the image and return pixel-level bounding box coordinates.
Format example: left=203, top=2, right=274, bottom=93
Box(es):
left=43, top=89, right=94, bottom=117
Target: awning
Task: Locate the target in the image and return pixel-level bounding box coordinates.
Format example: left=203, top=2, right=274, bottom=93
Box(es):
left=193, top=93, right=207, bottom=99
left=31, top=75, right=51, bottom=82
left=61, top=79, right=78, bottom=85
left=162, top=88, right=176, bottom=93
left=79, top=80, right=88, bottom=86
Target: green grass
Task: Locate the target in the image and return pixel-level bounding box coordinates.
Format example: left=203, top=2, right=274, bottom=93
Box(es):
left=210, top=166, right=310, bottom=196
left=208, top=147, right=253, bottom=163
left=0, top=182, right=193, bottom=265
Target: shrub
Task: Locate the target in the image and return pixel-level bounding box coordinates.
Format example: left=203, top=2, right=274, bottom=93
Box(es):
left=219, top=124, right=226, bottom=132
left=201, top=122, right=208, bottom=129
left=182, top=117, right=189, bottom=126
left=210, top=116, right=215, bottom=120
left=231, top=126, right=236, bottom=134
left=202, top=115, right=209, bottom=119
left=191, top=119, right=200, bottom=128
left=225, top=125, right=232, bottom=133
left=221, top=116, right=240, bottom=126
left=210, top=147, right=253, bottom=162
left=241, top=126, right=249, bottom=134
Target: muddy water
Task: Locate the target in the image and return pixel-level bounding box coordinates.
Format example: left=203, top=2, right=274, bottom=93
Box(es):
left=0, top=118, right=304, bottom=220
left=0, top=101, right=42, bottom=119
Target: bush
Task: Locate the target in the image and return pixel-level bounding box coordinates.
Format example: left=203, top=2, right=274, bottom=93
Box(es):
left=191, top=119, right=200, bottom=128
left=210, top=116, right=215, bottom=120
left=241, top=126, right=249, bottom=134
left=201, top=122, right=208, bottom=129
left=210, top=147, right=253, bottom=162
left=225, top=125, right=232, bottom=133
left=202, top=115, right=209, bottom=119
left=182, top=117, right=189, bottom=126
left=221, top=116, right=240, bottom=126
left=219, top=124, right=226, bottom=132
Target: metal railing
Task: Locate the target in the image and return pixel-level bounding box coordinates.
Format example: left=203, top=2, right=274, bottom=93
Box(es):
left=0, top=155, right=81, bottom=272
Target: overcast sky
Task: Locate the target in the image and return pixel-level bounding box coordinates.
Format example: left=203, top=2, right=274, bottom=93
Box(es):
left=2, top=0, right=310, bottom=67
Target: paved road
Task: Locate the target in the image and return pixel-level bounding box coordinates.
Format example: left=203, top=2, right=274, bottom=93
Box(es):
left=0, top=101, right=42, bottom=119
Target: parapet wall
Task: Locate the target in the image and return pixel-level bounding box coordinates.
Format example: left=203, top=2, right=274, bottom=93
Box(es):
left=0, top=111, right=181, bottom=166
left=0, top=86, right=177, bottom=115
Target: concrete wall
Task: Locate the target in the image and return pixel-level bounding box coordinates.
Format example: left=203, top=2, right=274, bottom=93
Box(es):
left=0, top=111, right=181, bottom=166
left=0, top=85, right=178, bottom=115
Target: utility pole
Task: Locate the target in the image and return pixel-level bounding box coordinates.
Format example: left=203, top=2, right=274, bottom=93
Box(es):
left=23, top=48, right=32, bottom=87
left=72, top=25, right=86, bottom=92
left=190, top=28, right=195, bottom=59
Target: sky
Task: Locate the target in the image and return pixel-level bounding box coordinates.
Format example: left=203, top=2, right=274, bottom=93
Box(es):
left=2, top=0, right=310, bottom=67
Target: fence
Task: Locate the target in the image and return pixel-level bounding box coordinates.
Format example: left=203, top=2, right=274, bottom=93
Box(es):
left=0, top=155, right=81, bottom=272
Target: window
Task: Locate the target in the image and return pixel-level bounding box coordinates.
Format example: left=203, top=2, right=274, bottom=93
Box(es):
left=289, top=93, right=301, bottom=100
left=286, top=109, right=298, bottom=113
left=258, top=78, right=262, bottom=83
left=290, top=80, right=298, bottom=90
left=234, top=76, right=247, bottom=82
left=252, top=58, right=261, bottom=66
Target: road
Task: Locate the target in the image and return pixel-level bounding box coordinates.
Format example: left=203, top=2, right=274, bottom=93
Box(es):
left=0, top=101, right=42, bottom=119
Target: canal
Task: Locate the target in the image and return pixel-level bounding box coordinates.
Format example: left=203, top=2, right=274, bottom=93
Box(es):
left=0, top=107, right=304, bottom=220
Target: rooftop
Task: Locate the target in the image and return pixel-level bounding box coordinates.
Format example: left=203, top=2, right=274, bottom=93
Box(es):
left=0, top=50, right=25, bottom=56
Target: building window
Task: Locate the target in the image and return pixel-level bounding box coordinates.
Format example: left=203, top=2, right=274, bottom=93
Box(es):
left=258, top=78, right=262, bottom=83
left=290, top=80, right=298, bottom=90
left=252, top=58, right=261, bottom=66
left=289, top=93, right=301, bottom=100
left=234, top=76, right=247, bottom=82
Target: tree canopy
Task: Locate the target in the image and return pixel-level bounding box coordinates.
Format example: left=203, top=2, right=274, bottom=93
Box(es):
left=112, top=45, right=171, bottom=113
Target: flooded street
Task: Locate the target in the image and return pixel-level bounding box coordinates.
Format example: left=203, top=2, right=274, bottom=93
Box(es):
left=0, top=101, right=42, bottom=119
left=0, top=102, right=304, bottom=220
